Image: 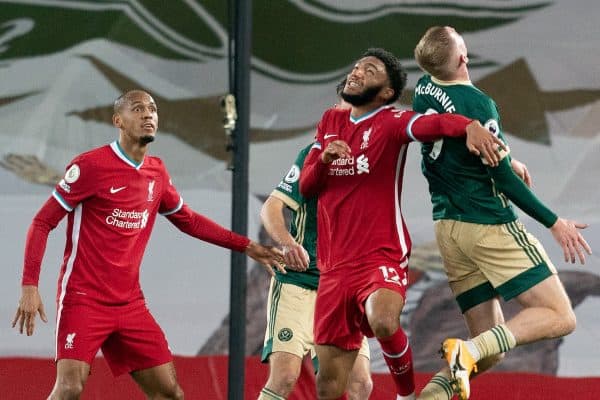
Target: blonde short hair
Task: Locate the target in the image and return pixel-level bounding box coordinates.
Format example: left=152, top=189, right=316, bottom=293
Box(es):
left=414, top=26, right=455, bottom=80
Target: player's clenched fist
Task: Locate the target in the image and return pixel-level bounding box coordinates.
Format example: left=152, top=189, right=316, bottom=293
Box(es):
left=321, top=140, right=352, bottom=164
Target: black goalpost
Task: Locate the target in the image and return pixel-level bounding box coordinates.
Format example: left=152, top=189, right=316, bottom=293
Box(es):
left=225, top=0, right=252, bottom=399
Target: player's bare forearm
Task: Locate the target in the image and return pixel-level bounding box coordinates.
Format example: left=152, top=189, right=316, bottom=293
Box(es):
left=12, top=285, right=47, bottom=336
left=260, top=197, right=309, bottom=271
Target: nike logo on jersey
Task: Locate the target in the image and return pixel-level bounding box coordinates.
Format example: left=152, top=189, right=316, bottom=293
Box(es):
left=324, top=133, right=338, bottom=139
left=110, top=186, right=127, bottom=194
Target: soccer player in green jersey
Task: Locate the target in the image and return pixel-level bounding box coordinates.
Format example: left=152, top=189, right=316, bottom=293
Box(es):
left=412, top=26, right=592, bottom=400
left=258, top=126, right=372, bottom=398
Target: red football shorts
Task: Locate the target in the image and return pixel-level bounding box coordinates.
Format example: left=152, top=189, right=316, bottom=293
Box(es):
left=55, top=299, right=173, bottom=376
left=314, top=262, right=408, bottom=350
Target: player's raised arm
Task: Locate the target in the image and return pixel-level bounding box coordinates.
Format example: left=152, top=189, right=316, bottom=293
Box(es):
left=406, top=112, right=506, bottom=166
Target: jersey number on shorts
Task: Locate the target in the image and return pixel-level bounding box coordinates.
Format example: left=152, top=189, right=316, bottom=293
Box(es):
left=379, top=266, right=404, bottom=286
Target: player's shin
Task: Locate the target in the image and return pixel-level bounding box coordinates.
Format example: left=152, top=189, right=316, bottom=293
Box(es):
left=378, top=328, right=415, bottom=398
left=417, top=370, right=454, bottom=400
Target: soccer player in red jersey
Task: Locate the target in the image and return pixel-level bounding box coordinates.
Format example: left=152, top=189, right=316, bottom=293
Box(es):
left=12, top=90, right=284, bottom=399
left=299, top=48, right=506, bottom=400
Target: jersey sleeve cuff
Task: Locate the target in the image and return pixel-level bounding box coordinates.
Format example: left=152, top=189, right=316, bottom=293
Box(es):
left=406, top=113, right=422, bottom=142
left=271, top=190, right=300, bottom=211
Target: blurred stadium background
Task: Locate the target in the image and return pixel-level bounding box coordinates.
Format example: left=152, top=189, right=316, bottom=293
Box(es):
left=1, top=1, right=599, bottom=398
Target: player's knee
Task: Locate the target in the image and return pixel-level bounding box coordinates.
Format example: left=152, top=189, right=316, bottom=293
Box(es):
left=369, top=318, right=399, bottom=338
left=268, top=370, right=299, bottom=397
left=150, top=382, right=184, bottom=400
left=555, top=309, right=576, bottom=337
left=53, top=380, right=85, bottom=399
left=316, top=374, right=346, bottom=399
left=347, top=374, right=373, bottom=400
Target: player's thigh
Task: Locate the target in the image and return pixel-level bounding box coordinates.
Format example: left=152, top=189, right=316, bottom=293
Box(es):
left=471, top=221, right=556, bottom=301
left=315, top=271, right=364, bottom=350
left=266, top=351, right=303, bottom=385
left=514, top=274, right=573, bottom=313
left=349, top=351, right=371, bottom=386
left=56, top=302, right=115, bottom=365
left=360, top=264, right=410, bottom=335
left=365, top=288, right=404, bottom=336
left=262, top=279, right=316, bottom=362
left=130, top=361, right=182, bottom=397
left=54, top=359, right=91, bottom=389
left=102, top=302, right=173, bottom=376
left=315, top=344, right=359, bottom=384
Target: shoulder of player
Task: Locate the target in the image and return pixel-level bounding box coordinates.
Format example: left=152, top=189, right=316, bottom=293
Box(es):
left=144, top=154, right=165, bottom=166
left=297, top=143, right=314, bottom=162
left=322, top=105, right=350, bottom=121
left=415, top=74, right=432, bottom=86
left=68, top=144, right=112, bottom=171
left=379, top=105, right=413, bottom=121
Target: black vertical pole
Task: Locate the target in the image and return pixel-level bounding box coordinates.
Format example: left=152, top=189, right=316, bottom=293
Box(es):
left=228, top=0, right=252, bottom=398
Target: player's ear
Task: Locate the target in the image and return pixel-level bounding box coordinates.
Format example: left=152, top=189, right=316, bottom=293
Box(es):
left=112, top=113, right=122, bottom=128
left=381, top=87, right=394, bottom=102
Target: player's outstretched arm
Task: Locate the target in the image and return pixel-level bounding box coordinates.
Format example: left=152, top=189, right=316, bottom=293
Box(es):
left=12, top=285, right=47, bottom=336
left=244, top=241, right=286, bottom=277
left=407, top=113, right=505, bottom=166
left=550, top=218, right=592, bottom=265
left=260, top=196, right=309, bottom=271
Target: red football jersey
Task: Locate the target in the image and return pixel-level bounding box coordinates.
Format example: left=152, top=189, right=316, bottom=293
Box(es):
left=300, top=106, right=471, bottom=273
left=51, top=141, right=182, bottom=305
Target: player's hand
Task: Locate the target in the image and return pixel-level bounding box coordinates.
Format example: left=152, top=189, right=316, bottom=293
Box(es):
left=12, top=285, right=47, bottom=336
left=245, top=241, right=286, bottom=276
left=465, top=120, right=507, bottom=167
left=550, top=218, right=592, bottom=264
left=321, top=140, right=351, bottom=164
left=511, top=158, right=532, bottom=187
left=281, top=242, right=310, bottom=272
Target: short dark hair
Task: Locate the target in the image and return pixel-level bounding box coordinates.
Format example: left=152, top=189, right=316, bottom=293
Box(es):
left=361, top=48, right=406, bottom=104
left=336, top=77, right=347, bottom=97
left=113, top=89, right=153, bottom=113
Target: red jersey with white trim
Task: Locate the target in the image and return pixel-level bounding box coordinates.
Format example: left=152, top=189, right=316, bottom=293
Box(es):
left=51, top=141, right=183, bottom=306
left=300, top=106, right=472, bottom=273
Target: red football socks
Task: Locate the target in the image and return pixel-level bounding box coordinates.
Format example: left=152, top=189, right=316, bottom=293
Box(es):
left=378, top=328, right=415, bottom=396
